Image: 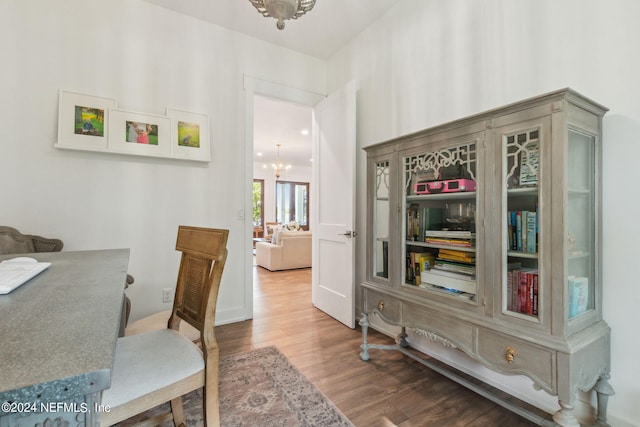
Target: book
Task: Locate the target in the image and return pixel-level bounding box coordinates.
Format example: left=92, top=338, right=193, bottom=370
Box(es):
left=425, top=237, right=473, bottom=247
left=437, top=254, right=475, bottom=264
left=505, top=262, right=521, bottom=311
left=427, top=267, right=475, bottom=281
left=436, top=248, right=475, bottom=264
left=516, top=211, right=522, bottom=251
left=526, top=211, right=537, bottom=253
left=419, top=253, right=436, bottom=271
left=514, top=269, right=538, bottom=315
left=421, top=207, right=444, bottom=237
left=439, top=248, right=475, bottom=258
left=519, top=141, right=539, bottom=186
left=508, top=211, right=515, bottom=250
left=568, top=276, right=589, bottom=318
left=507, top=210, right=538, bottom=254
left=433, top=259, right=476, bottom=275
left=424, top=230, right=474, bottom=239
left=406, top=205, right=419, bottom=241
left=421, top=269, right=476, bottom=294
left=408, top=251, right=434, bottom=285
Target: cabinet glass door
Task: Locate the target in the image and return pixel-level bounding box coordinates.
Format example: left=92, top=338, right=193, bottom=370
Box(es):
left=402, top=140, right=479, bottom=305
left=373, top=160, right=390, bottom=279
left=503, top=128, right=540, bottom=319
left=567, top=130, right=596, bottom=319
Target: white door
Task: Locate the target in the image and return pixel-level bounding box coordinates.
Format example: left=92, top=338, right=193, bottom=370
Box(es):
left=311, top=81, right=356, bottom=328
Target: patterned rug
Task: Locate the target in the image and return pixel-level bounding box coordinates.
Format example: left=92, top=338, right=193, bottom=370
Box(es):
left=116, top=346, right=353, bottom=427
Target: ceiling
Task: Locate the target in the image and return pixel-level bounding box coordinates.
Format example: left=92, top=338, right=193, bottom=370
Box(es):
left=143, top=0, right=401, bottom=60
left=253, top=95, right=313, bottom=169
left=143, top=0, right=401, bottom=169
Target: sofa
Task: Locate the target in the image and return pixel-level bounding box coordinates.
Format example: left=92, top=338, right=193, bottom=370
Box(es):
left=255, top=230, right=311, bottom=271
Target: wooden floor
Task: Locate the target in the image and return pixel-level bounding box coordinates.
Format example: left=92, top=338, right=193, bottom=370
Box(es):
left=216, top=266, right=547, bottom=427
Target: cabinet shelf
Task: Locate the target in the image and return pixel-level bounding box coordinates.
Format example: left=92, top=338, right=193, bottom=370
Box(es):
left=507, top=250, right=538, bottom=259
left=406, top=241, right=476, bottom=253
left=568, top=188, right=591, bottom=195
left=406, top=192, right=476, bottom=202
left=507, top=187, right=538, bottom=196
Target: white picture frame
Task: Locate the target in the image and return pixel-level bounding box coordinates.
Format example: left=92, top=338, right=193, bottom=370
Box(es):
left=56, top=90, right=117, bottom=151
left=108, top=109, right=172, bottom=158
left=166, top=108, right=211, bottom=162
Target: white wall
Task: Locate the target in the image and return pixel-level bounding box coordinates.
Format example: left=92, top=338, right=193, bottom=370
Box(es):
left=327, top=0, right=640, bottom=425
left=0, top=0, right=325, bottom=324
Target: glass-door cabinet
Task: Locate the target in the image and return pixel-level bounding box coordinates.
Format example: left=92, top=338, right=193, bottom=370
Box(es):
left=361, top=89, right=612, bottom=425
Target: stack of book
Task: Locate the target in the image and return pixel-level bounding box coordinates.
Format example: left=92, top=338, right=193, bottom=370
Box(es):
left=506, top=266, right=538, bottom=315
left=424, top=230, right=475, bottom=248
left=420, top=248, right=476, bottom=294
left=406, top=251, right=436, bottom=285
left=508, top=210, right=537, bottom=253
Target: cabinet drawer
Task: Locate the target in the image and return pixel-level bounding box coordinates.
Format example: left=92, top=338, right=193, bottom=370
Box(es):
left=364, top=288, right=401, bottom=324
left=403, top=303, right=474, bottom=354
left=476, top=329, right=556, bottom=394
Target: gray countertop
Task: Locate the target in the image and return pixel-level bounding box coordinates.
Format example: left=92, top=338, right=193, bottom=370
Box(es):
left=0, top=249, right=130, bottom=407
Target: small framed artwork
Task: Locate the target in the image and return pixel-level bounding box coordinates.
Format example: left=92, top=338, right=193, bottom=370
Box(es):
left=108, top=109, right=172, bottom=158
left=167, top=108, right=211, bottom=161
left=56, top=90, right=117, bottom=151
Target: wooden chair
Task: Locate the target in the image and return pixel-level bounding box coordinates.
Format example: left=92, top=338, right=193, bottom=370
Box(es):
left=100, top=226, right=229, bottom=427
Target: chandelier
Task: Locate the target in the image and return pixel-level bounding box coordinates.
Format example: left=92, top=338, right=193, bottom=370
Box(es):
left=272, top=144, right=291, bottom=178
left=249, top=0, right=316, bottom=30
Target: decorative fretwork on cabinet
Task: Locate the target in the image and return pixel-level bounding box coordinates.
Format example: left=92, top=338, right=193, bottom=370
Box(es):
left=360, top=89, right=612, bottom=426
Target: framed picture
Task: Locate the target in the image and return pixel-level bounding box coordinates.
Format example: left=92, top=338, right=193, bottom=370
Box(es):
left=167, top=108, right=211, bottom=161
left=108, top=109, right=172, bottom=158
left=56, top=90, right=117, bottom=151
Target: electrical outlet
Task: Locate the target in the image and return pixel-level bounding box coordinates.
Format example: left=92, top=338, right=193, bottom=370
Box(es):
left=162, top=288, right=173, bottom=303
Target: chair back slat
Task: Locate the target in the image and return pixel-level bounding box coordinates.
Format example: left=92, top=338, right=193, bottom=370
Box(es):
left=170, top=226, right=229, bottom=340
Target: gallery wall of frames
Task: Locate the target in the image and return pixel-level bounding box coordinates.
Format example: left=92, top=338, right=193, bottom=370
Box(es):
left=55, top=90, right=211, bottom=162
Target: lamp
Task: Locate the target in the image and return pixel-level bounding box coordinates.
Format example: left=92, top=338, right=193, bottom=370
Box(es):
left=249, top=0, right=316, bottom=30
left=272, top=144, right=291, bottom=179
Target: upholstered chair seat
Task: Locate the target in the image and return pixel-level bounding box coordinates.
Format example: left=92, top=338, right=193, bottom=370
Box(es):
left=101, top=330, right=204, bottom=413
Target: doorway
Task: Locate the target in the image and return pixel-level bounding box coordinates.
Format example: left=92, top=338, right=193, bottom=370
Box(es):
left=243, top=77, right=324, bottom=320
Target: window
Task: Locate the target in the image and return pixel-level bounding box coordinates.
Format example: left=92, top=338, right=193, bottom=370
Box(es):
left=276, top=181, right=309, bottom=228
left=253, top=179, right=264, bottom=228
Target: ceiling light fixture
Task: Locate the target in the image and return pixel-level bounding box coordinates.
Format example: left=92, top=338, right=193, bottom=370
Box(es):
left=249, top=0, right=316, bottom=30
left=272, top=144, right=291, bottom=178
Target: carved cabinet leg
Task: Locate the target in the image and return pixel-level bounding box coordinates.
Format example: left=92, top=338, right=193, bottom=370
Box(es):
left=359, top=313, right=371, bottom=361
left=398, top=326, right=408, bottom=348
left=553, top=400, right=580, bottom=427
left=594, top=373, right=614, bottom=426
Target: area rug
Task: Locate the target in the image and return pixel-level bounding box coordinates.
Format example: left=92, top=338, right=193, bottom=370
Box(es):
left=116, top=346, right=353, bottom=427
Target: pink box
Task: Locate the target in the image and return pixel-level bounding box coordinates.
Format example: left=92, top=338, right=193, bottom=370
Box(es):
left=414, top=179, right=476, bottom=194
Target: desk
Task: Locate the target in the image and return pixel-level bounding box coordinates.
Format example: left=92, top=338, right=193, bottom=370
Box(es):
left=0, top=249, right=130, bottom=427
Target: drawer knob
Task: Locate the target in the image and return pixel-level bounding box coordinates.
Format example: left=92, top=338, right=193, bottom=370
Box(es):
left=377, top=300, right=385, bottom=311
left=505, top=346, right=517, bottom=363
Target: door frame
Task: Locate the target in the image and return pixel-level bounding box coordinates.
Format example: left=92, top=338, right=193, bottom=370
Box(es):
left=243, top=76, right=325, bottom=319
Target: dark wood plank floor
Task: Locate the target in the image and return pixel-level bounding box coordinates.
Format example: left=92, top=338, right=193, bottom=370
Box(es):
left=216, top=266, right=548, bottom=426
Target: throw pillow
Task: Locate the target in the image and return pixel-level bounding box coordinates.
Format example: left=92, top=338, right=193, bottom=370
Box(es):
left=271, top=225, right=283, bottom=245
left=284, top=221, right=301, bottom=231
